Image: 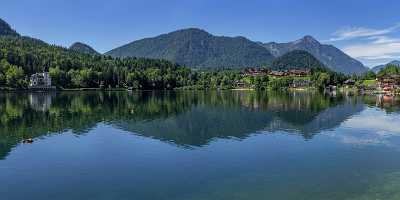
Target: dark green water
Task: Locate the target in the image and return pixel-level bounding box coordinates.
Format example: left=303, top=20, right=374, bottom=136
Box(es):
left=1, top=91, right=400, bottom=200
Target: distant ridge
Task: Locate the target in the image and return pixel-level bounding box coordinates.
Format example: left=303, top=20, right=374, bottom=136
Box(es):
left=0, top=18, right=19, bottom=37
left=372, top=60, right=400, bottom=73
left=262, top=36, right=367, bottom=75
left=0, top=17, right=368, bottom=75
left=107, top=29, right=367, bottom=74
left=69, top=42, right=99, bottom=55
left=106, top=28, right=275, bottom=68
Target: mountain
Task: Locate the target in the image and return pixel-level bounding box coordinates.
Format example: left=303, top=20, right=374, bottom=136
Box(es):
left=271, top=50, right=326, bottom=70
left=0, top=18, right=366, bottom=74
left=69, top=42, right=99, bottom=55
left=372, top=60, right=400, bottom=73
left=106, top=28, right=274, bottom=68
left=262, top=36, right=367, bottom=75
left=107, top=29, right=366, bottom=74
left=0, top=18, right=19, bottom=37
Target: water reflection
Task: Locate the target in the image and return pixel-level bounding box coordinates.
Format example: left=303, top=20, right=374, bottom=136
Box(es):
left=116, top=92, right=365, bottom=146
left=364, top=94, right=400, bottom=113
left=28, top=93, right=55, bottom=112
left=0, top=91, right=399, bottom=159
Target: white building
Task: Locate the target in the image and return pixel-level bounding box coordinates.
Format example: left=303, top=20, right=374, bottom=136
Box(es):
left=29, top=72, right=52, bottom=87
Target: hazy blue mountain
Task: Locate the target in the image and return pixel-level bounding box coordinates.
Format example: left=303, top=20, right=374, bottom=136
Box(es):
left=106, top=28, right=275, bottom=68
left=69, top=42, right=99, bottom=55
left=262, top=36, right=367, bottom=74
left=372, top=60, right=400, bottom=73
left=0, top=18, right=19, bottom=37
left=0, top=17, right=366, bottom=75
left=271, top=50, right=326, bottom=70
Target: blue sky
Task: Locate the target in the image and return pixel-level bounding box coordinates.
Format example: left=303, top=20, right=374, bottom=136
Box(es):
left=1, top=0, right=400, bottom=67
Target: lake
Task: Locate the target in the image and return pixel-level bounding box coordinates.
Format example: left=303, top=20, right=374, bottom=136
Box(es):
left=1, top=91, right=400, bottom=200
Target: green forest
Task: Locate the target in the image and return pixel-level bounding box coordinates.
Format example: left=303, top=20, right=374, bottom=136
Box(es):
left=0, top=34, right=350, bottom=90
left=0, top=36, right=194, bottom=89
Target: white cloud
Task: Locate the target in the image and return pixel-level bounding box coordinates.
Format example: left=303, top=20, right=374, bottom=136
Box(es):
left=327, top=24, right=400, bottom=42
left=342, top=113, right=400, bottom=134
left=326, top=23, right=400, bottom=67
left=358, top=55, right=399, bottom=60
left=327, top=110, right=400, bottom=147
left=340, top=135, right=388, bottom=146
left=343, top=41, right=400, bottom=61
left=369, top=35, right=400, bottom=44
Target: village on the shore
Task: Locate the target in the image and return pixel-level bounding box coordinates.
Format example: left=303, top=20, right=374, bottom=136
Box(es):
left=238, top=67, right=400, bottom=95
left=26, top=64, right=400, bottom=95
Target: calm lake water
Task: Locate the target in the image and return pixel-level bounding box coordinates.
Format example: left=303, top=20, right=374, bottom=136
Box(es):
left=1, top=91, right=400, bottom=200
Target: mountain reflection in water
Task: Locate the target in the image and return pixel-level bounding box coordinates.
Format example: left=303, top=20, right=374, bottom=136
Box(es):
left=0, top=91, right=399, bottom=159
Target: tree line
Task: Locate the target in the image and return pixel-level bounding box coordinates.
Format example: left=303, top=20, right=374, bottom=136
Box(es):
left=0, top=36, right=349, bottom=90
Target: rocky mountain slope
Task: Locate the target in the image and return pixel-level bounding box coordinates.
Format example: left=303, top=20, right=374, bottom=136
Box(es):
left=262, top=36, right=367, bottom=74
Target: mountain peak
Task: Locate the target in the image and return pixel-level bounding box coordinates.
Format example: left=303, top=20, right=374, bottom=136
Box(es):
left=69, top=42, right=99, bottom=55
left=105, top=27, right=366, bottom=74
left=297, top=35, right=320, bottom=45
left=179, top=27, right=207, bottom=32
left=168, top=28, right=211, bottom=37
left=388, top=60, right=400, bottom=65
left=0, top=18, right=19, bottom=37
left=106, top=28, right=274, bottom=68
left=262, top=35, right=367, bottom=74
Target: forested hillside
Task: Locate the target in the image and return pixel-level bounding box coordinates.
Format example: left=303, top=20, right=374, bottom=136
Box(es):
left=271, top=50, right=326, bottom=70
left=106, top=28, right=274, bottom=68
left=69, top=42, right=100, bottom=55
left=372, top=60, right=400, bottom=73
left=0, top=36, right=191, bottom=89
left=0, top=18, right=350, bottom=90
left=0, top=18, right=19, bottom=37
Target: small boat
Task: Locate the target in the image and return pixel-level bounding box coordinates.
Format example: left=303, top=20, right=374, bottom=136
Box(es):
left=22, top=138, right=34, bottom=144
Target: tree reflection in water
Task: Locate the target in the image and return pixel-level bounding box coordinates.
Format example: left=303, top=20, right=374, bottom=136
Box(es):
left=0, top=91, right=399, bottom=159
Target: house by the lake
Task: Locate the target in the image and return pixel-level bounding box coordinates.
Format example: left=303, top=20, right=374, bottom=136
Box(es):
left=269, top=69, right=310, bottom=77
left=234, top=80, right=246, bottom=88
left=29, top=72, right=55, bottom=89
left=244, top=68, right=269, bottom=77
left=243, top=68, right=311, bottom=77
left=377, top=75, right=400, bottom=91
left=288, top=69, right=311, bottom=77
left=291, top=79, right=312, bottom=88
left=269, top=70, right=288, bottom=77
left=343, top=79, right=356, bottom=86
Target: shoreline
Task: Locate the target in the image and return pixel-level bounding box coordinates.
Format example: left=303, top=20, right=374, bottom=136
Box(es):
left=0, top=87, right=399, bottom=96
